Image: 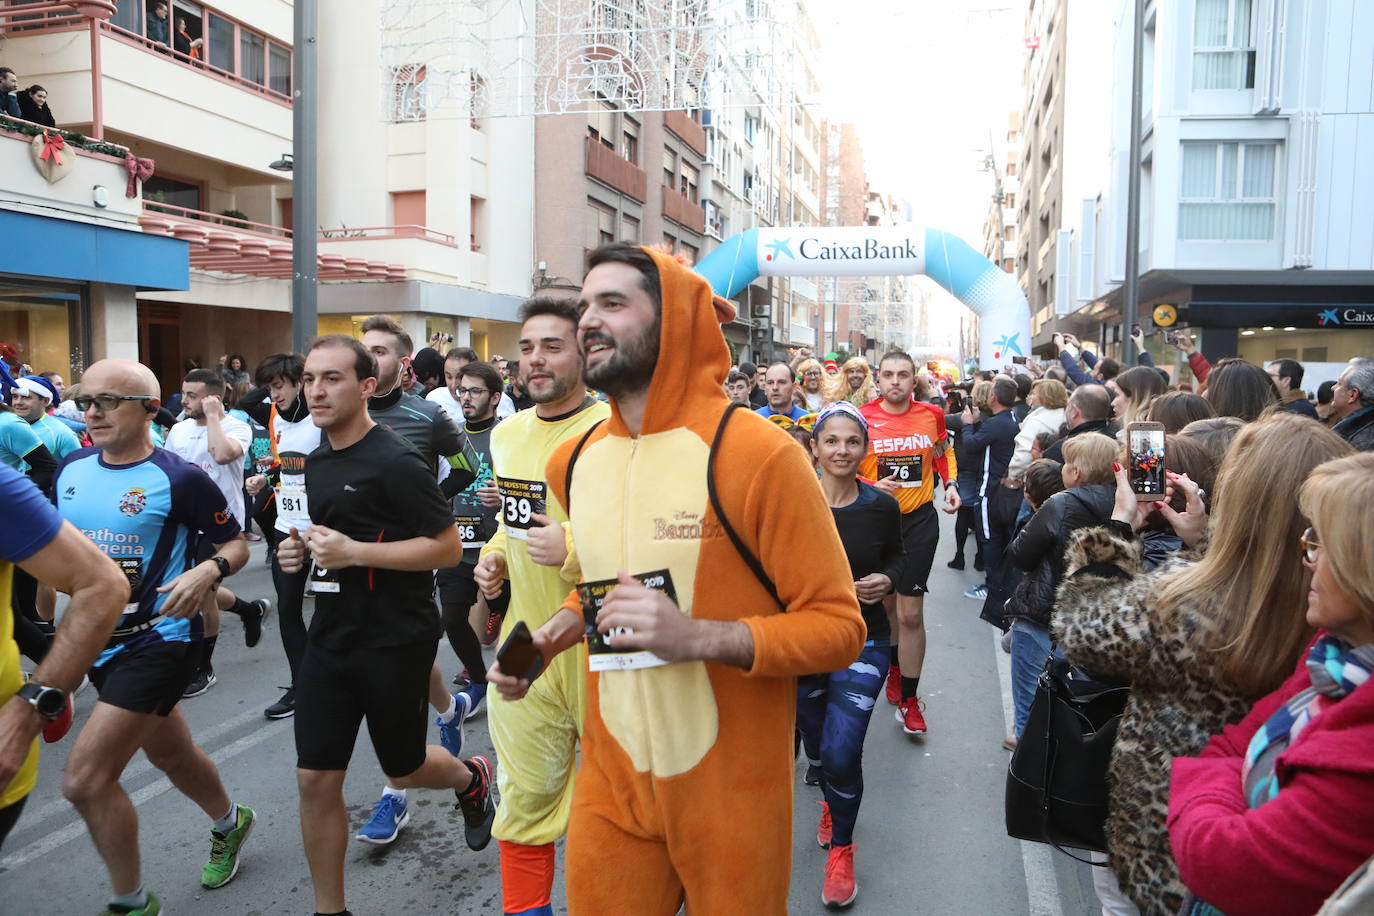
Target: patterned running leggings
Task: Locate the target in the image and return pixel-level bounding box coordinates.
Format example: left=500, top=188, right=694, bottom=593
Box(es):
left=795, top=642, right=888, bottom=847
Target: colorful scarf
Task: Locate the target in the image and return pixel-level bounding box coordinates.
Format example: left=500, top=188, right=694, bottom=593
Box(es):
left=1242, top=634, right=1374, bottom=808
left=1181, top=635, right=1374, bottom=916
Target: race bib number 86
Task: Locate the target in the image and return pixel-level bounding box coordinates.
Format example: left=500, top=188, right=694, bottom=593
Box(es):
left=497, top=477, right=547, bottom=540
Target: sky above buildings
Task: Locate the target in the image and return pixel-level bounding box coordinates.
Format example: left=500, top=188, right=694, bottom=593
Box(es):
left=810, top=0, right=1026, bottom=351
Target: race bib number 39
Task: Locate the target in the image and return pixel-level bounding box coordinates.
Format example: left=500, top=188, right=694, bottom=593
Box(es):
left=578, top=569, right=677, bottom=672
left=879, top=454, right=924, bottom=488
left=497, top=477, right=547, bottom=540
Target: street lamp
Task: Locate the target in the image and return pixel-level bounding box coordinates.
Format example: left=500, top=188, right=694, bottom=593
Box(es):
left=269, top=153, right=294, bottom=172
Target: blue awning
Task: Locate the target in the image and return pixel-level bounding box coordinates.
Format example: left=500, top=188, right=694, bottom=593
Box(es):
left=0, top=210, right=188, bottom=291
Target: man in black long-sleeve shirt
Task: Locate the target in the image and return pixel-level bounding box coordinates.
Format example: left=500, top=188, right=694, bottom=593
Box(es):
left=958, top=378, right=1020, bottom=604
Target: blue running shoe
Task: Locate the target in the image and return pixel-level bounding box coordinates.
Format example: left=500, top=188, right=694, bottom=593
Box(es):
left=436, top=693, right=472, bottom=757
left=963, top=583, right=988, bottom=601
left=356, top=793, right=408, bottom=844
left=459, top=681, right=487, bottom=720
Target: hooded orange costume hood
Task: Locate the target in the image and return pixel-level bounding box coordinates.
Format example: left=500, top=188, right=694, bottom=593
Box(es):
left=599, top=247, right=738, bottom=438
left=546, top=247, right=865, bottom=914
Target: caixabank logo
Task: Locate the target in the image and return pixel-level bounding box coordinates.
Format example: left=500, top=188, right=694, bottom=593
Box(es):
left=1318, top=307, right=1374, bottom=327
left=763, top=235, right=921, bottom=263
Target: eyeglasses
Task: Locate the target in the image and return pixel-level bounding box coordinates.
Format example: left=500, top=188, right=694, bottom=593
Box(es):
left=1300, top=527, right=1321, bottom=565
left=802, top=370, right=822, bottom=377
left=74, top=394, right=157, bottom=412
left=454, top=387, right=493, bottom=397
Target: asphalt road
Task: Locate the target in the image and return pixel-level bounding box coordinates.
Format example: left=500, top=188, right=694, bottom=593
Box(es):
left=1, top=511, right=1100, bottom=914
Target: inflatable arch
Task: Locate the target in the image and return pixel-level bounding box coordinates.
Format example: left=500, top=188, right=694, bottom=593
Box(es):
left=695, top=226, right=1031, bottom=369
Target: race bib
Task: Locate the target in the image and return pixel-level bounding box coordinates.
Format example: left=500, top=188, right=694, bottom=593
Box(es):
left=497, top=477, right=547, bottom=541
left=879, top=454, right=924, bottom=488
left=578, top=569, right=676, bottom=672
left=454, top=513, right=485, bottom=549
left=307, top=561, right=340, bottom=595
left=114, top=554, right=143, bottom=615
left=277, top=483, right=309, bottom=519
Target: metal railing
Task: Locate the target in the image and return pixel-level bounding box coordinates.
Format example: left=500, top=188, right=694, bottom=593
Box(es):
left=100, top=20, right=291, bottom=105
left=143, top=200, right=291, bottom=238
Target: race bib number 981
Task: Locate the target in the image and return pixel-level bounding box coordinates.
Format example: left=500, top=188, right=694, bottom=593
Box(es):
left=497, top=477, right=547, bottom=540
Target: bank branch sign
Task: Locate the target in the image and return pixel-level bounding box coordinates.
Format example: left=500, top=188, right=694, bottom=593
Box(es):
left=757, top=228, right=926, bottom=277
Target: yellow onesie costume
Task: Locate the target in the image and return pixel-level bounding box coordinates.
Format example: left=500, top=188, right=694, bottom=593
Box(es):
left=547, top=249, right=866, bottom=914
left=478, top=395, right=609, bottom=907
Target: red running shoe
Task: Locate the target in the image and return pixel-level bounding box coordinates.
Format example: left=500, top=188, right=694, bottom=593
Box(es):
left=884, top=664, right=900, bottom=706
left=896, top=696, right=927, bottom=735
left=816, top=800, right=832, bottom=849
left=821, top=843, right=858, bottom=908
left=480, top=609, right=502, bottom=647
left=43, top=694, right=73, bottom=743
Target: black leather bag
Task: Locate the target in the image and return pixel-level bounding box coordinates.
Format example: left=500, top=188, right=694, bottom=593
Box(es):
left=1005, top=657, right=1129, bottom=859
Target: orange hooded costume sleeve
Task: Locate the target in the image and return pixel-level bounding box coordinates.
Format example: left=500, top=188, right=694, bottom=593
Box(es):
left=546, top=248, right=865, bottom=914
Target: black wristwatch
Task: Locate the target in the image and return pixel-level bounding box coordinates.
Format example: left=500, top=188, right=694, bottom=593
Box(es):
left=210, top=555, right=232, bottom=583
left=16, top=681, right=67, bottom=721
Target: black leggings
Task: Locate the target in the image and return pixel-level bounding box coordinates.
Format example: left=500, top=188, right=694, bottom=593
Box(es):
left=271, top=551, right=309, bottom=685
left=953, top=505, right=977, bottom=558
left=441, top=604, right=489, bottom=684
left=11, top=605, right=50, bottom=664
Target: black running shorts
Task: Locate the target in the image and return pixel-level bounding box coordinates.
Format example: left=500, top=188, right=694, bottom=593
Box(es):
left=293, top=639, right=437, bottom=778
left=436, top=565, right=510, bottom=615
left=89, top=639, right=202, bottom=717
left=895, top=502, right=940, bottom=597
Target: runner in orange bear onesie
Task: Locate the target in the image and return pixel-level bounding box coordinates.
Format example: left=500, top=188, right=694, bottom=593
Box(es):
left=487, top=243, right=865, bottom=914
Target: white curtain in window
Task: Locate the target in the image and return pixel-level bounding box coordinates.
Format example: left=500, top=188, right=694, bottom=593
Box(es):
left=1179, top=140, right=1277, bottom=240
left=1193, top=0, right=1254, bottom=89
left=1180, top=143, right=1216, bottom=197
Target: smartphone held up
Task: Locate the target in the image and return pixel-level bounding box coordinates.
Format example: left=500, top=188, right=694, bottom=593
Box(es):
left=1126, top=422, right=1166, bottom=501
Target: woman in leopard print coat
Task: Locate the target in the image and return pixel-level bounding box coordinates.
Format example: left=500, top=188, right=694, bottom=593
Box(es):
left=1053, top=413, right=1353, bottom=914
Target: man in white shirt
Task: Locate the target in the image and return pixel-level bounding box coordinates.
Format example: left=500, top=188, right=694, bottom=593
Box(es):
left=164, top=369, right=270, bottom=697
left=427, top=347, right=516, bottom=421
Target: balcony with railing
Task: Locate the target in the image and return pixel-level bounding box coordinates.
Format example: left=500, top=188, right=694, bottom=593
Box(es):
left=664, top=109, right=706, bottom=158
left=662, top=185, right=705, bottom=234
left=0, top=0, right=292, bottom=174
left=1, top=113, right=140, bottom=225
left=585, top=136, right=647, bottom=202
left=139, top=202, right=408, bottom=282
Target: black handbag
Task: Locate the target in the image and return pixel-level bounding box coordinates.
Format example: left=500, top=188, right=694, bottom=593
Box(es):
left=1005, top=657, right=1129, bottom=861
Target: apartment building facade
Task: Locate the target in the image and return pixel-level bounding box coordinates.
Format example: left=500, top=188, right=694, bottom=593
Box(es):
left=1015, top=0, right=1114, bottom=351
left=1069, top=0, right=1374, bottom=383
left=1, top=0, right=532, bottom=391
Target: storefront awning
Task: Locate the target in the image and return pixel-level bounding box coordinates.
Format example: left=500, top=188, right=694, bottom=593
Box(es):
left=0, top=209, right=188, bottom=291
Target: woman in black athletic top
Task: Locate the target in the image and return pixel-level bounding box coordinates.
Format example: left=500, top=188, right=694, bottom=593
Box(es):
left=796, top=400, right=903, bottom=908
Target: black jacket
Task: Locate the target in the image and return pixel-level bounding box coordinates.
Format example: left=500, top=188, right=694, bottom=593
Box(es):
left=17, top=92, right=54, bottom=127
left=1001, top=484, right=1115, bottom=628
left=1043, top=419, right=1115, bottom=464
left=1334, top=405, right=1374, bottom=452
left=961, top=408, right=1019, bottom=501
left=0, top=92, right=19, bottom=119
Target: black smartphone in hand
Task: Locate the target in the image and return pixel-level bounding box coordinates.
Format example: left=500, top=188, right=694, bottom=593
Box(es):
left=496, top=619, right=544, bottom=682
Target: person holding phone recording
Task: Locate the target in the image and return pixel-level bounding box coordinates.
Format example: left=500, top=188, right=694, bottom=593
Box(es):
left=275, top=335, right=494, bottom=916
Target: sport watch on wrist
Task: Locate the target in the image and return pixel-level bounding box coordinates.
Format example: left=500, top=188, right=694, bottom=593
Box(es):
left=16, top=681, right=67, bottom=720
left=210, top=555, right=232, bottom=583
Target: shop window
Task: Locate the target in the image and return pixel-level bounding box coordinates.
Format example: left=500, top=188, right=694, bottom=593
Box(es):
left=1179, top=140, right=1278, bottom=241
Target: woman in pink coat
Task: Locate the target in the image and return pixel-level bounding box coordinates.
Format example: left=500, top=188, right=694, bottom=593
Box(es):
left=1169, top=451, right=1374, bottom=915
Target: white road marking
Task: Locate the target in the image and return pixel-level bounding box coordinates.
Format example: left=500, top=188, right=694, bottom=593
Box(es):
left=10, top=704, right=270, bottom=836
left=993, top=628, right=1067, bottom=916
left=0, top=710, right=287, bottom=873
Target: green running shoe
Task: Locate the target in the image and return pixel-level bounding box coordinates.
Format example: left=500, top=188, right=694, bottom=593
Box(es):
left=201, top=804, right=255, bottom=888
left=103, top=890, right=162, bottom=915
